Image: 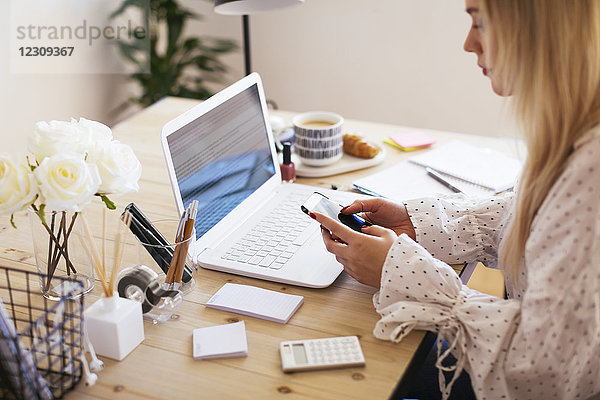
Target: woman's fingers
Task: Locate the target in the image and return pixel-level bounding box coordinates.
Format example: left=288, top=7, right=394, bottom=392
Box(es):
left=360, top=224, right=394, bottom=238
left=320, top=225, right=348, bottom=255
left=317, top=217, right=395, bottom=288
left=312, top=211, right=357, bottom=245
left=340, top=198, right=382, bottom=215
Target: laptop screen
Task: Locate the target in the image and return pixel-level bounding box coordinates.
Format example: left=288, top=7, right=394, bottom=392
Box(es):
left=166, top=83, right=276, bottom=238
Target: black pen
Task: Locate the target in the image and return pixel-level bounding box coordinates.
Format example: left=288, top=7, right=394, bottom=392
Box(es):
left=426, top=167, right=462, bottom=193
left=124, top=203, right=194, bottom=282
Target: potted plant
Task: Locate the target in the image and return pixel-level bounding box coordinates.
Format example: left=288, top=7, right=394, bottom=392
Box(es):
left=112, top=0, right=238, bottom=109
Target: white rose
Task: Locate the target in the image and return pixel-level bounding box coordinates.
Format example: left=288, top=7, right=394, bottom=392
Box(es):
left=28, top=118, right=113, bottom=163
left=29, top=120, right=84, bottom=162
left=91, top=140, right=142, bottom=195
left=71, top=117, right=113, bottom=152
left=0, top=154, right=37, bottom=215
left=34, top=153, right=101, bottom=212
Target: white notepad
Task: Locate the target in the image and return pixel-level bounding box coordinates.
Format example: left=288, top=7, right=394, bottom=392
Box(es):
left=193, top=321, right=248, bottom=360
left=409, top=141, right=522, bottom=192
left=206, top=283, right=304, bottom=324
left=353, top=160, right=495, bottom=200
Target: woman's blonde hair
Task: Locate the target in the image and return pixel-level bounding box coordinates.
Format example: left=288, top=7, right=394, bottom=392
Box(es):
left=481, top=0, right=600, bottom=280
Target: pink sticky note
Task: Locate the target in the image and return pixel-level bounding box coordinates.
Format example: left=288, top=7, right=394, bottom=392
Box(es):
left=390, top=131, right=435, bottom=149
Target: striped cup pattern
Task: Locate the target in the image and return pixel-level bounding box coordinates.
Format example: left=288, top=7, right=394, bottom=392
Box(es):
left=293, top=111, right=344, bottom=165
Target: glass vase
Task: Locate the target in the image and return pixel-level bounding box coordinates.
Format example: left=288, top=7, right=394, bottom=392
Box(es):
left=28, top=207, right=94, bottom=300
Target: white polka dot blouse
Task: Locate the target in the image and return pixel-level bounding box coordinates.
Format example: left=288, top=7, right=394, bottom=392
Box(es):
left=373, top=127, right=600, bottom=400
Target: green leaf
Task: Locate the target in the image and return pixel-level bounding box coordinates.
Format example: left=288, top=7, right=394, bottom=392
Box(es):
left=199, top=38, right=238, bottom=54
left=10, top=214, right=16, bottom=229
left=37, top=204, right=46, bottom=225
left=100, top=195, right=117, bottom=210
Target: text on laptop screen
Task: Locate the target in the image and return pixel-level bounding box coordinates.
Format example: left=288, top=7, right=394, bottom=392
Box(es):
left=167, top=84, right=276, bottom=238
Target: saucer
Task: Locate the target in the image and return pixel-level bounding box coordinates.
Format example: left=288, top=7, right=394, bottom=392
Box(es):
left=283, top=141, right=386, bottom=178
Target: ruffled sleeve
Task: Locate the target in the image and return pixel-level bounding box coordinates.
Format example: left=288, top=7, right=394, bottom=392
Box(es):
left=373, top=133, right=600, bottom=400
left=403, top=192, right=514, bottom=267
left=373, top=234, right=520, bottom=398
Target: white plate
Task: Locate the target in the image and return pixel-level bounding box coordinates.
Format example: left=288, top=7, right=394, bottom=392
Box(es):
left=281, top=142, right=386, bottom=178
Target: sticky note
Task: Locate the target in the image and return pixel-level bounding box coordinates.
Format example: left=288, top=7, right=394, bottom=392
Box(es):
left=384, top=138, right=424, bottom=152
left=206, top=283, right=303, bottom=324
left=389, top=131, right=435, bottom=149
left=193, top=321, right=248, bottom=360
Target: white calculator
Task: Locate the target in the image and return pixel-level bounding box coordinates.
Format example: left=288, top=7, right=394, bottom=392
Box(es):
left=279, top=336, right=366, bottom=372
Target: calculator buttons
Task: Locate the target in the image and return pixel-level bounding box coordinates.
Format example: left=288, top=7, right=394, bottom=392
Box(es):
left=280, top=336, right=365, bottom=372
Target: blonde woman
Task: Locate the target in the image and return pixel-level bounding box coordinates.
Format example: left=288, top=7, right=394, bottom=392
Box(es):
left=311, top=0, right=600, bottom=398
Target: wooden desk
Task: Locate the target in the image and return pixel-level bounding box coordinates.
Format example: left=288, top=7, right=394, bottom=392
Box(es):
left=0, top=97, right=513, bottom=399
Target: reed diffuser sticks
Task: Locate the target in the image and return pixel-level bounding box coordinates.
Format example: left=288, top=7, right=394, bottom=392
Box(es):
left=80, top=210, right=131, bottom=297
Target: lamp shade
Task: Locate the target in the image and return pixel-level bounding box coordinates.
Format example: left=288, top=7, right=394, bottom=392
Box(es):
left=214, top=0, right=304, bottom=15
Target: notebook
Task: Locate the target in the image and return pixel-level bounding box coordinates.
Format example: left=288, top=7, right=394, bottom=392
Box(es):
left=206, top=283, right=303, bottom=324
left=192, top=321, right=248, bottom=360
left=409, top=141, right=522, bottom=193
left=161, top=73, right=362, bottom=288
left=353, top=160, right=495, bottom=201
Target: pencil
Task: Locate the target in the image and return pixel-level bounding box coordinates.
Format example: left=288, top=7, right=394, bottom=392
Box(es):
left=165, top=210, right=186, bottom=285
left=426, top=167, right=462, bottom=193
left=174, top=201, right=197, bottom=285
left=174, top=218, right=194, bottom=284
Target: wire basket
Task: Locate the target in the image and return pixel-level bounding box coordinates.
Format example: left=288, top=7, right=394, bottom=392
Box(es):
left=0, top=266, right=84, bottom=399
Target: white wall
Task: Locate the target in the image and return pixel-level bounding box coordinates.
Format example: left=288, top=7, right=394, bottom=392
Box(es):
left=0, top=3, right=134, bottom=153
left=189, top=0, right=512, bottom=137
left=1, top=0, right=513, bottom=157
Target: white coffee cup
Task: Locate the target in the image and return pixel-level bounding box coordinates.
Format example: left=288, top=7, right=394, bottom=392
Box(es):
left=293, top=111, right=344, bottom=166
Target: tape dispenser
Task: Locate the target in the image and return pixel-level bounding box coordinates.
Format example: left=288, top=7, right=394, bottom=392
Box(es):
left=117, top=265, right=183, bottom=324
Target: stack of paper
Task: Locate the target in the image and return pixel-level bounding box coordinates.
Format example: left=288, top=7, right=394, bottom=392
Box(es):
left=192, top=321, right=248, bottom=360
left=206, top=283, right=304, bottom=324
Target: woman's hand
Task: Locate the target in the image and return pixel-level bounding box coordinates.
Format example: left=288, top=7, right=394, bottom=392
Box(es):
left=341, top=198, right=416, bottom=240
left=311, top=211, right=398, bottom=288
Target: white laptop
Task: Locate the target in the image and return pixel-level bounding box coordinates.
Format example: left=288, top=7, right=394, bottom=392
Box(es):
left=161, top=73, right=362, bottom=288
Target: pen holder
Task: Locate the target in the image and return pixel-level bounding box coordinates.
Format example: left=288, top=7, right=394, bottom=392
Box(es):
left=84, top=294, right=144, bottom=361
left=117, top=265, right=183, bottom=324
left=131, top=218, right=196, bottom=295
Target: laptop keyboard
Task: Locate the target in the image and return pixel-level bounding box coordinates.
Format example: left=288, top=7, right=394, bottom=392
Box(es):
left=221, top=192, right=313, bottom=270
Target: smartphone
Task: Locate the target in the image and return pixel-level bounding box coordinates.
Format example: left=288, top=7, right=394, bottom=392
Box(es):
left=300, top=192, right=371, bottom=232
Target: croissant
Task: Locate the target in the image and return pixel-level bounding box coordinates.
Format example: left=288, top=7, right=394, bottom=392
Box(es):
left=343, top=134, right=380, bottom=158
